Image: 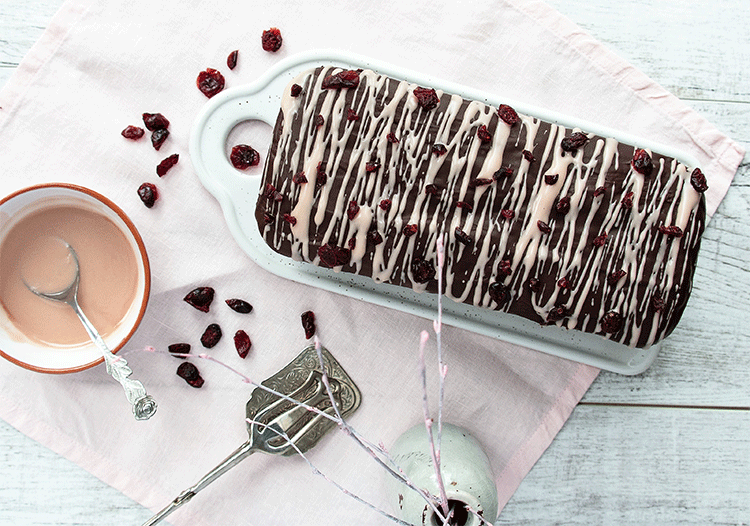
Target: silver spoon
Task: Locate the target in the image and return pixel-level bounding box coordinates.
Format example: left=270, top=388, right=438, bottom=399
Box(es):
left=23, top=237, right=156, bottom=420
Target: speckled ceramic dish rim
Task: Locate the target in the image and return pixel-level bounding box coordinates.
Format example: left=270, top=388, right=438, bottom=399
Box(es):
left=190, top=49, right=703, bottom=375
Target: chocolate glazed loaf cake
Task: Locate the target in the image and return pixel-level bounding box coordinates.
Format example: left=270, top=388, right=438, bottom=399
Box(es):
left=255, top=65, right=707, bottom=349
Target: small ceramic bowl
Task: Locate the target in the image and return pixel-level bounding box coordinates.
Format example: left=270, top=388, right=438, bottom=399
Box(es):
left=0, top=183, right=150, bottom=373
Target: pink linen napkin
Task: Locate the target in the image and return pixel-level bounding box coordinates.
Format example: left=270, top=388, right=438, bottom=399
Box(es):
left=0, top=0, right=742, bottom=525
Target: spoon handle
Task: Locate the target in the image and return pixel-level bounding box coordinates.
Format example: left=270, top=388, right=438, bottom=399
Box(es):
left=70, top=301, right=157, bottom=420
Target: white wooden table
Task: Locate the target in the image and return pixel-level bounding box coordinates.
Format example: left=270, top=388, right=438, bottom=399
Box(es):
left=1, top=1, right=748, bottom=524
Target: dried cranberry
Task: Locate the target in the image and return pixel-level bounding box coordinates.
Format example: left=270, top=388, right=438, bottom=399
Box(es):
left=365, top=160, right=380, bottom=173
left=432, top=144, right=447, bottom=156
left=690, top=168, right=709, bottom=193
left=201, top=323, right=222, bottom=348
left=225, top=298, right=253, bottom=313
left=403, top=224, right=418, bottom=237
left=632, top=149, right=653, bottom=176
left=142, top=112, right=170, bottom=131
left=176, top=362, right=204, bottom=388
left=151, top=128, right=169, bottom=151
left=137, top=183, right=158, bottom=208
left=263, top=212, right=274, bottom=224
left=317, top=244, right=351, bottom=268
left=367, top=228, right=383, bottom=245
left=560, top=132, right=588, bottom=152
left=121, top=125, right=144, bottom=140
left=387, top=132, right=399, bottom=143
left=600, top=311, right=624, bottom=333
left=469, top=178, right=493, bottom=188
left=425, top=184, right=441, bottom=196
left=608, top=269, right=627, bottom=285
left=315, top=169, right=327, bottom=190
left=290, top=83, right=303, bottom=97
left=498, top=260, right=512, bottom=276
left=348, top=237, right=357, bottom=251
left=196, top=68, right=225, bottom=98
left=234, top=330, right=252, bottom=358
left=493, top=165, right=513, bottom=180
left=456, top=201, right=473, bottom=212
left=227, top=49, right=238, bottom=70
left=413, top=87, right=440, bottom=110
left=411, top=258, right=436, bottom=284
left=156, top=154, right=179, bottom=176
left=315, top=114, right=325, bottom=127
left=168, top=343, right=191, bottom=359
left=537, top=220, right=552, bottom=234
left=497, top=104, right=519, bottom=126
left=500, top=209, right=515, bottom=220
left=557, top=277, right=571, bottom=289
left=347, top=108, right=359, bottom=121
left=262, top=183, right=283, bottom=202
left=592, top=232, right=608, bottom=247
left=621, top=191, right=634, bottom=209
left=652, top=293, right=666, bottom=312
left=593, top=185, right=606, bottom=197
left=321, top=70, right=360, bottom=89
left=522, top=150, right=535, bottom=163
left=379, top=199, right=392, bottom=211
left=292, top=171, right=308, bottom=184
left=301, top=310, right=316, bottom=339
left=488, top=282, right=510, bottom=304
left=527, top=278, right=541, bottom=293
left=184, top=287, right=215, bottom=312
left=658, top=225, right=684, bottom=237
left=454, top=227, right=472, bottom=245
left=230, top=144, right=260, bottom=169
left=283, top=214, right=297, bottom=226
left=545, top=173, right=559, bottom=185
left=547, top=305, right=568, bottom=323
left=261, top=27, right=282, bottom=52
left=555, top=196, right=571, bottom=215
left=347, top=201, right=360, bottom=220
left=477, top=124, right=492, bottom=143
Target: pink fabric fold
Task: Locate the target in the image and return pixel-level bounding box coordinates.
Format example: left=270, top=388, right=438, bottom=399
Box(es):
left=0, top=0, right=742, bottom=524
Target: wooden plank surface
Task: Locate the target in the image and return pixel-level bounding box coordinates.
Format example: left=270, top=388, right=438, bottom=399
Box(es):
left=1, top=0, right=748, bottom=524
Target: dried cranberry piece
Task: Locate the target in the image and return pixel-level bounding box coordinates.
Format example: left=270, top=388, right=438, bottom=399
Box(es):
left=142, top=112, right=170, bottom=131
left=413, top=87, right=440, bottom=110
left=522, top=150, right=535, bottom=163
left=292, top=171, right=308, bottom=184
left=592, top=232, right=608, bottom=247
left=347, top=108, right=359, bottom=121
left=547, top=305, right=568, bottom=323
left=425, top=184, right=441, bottom=196
left=347, top=236, right=357, bottom=250
left=225, top=298, right=253, bottom=313
left=156, top=154, right=179, bottom=176
left=234, top=330, right=252, bottom=358
left=498, top=259, right=512, bottom=276
left=593, top=185, right=606, bottom=197
left=365, top=160, right=380, bottom=173
left=652, top=293, right=666, bottom=312
left=315, top=114, right=325, bottom=127
left=176, top=362, right=204, bottom=388
left=469, top=178, right=493, bottom=188
left=658, top=225, right=684, bottom=237
left=387, top=132, right=399, bottom=143
left=227, top=50, right=238, bottom=70
left=631, top=149, right=653, bottom=176
left=347, top=201, right=360, bottom=220
left=432, top=144, right=447, bottom=156
left=168, top=343, right=191, bottom=359
left=488, top=282, right=510, bottom=304
left=283, top=214, right=297, bottom=226
left=497, top=104, right=519, bottom=126
left=411, top=258, right=436, bottom=284
left=263, top=212, right=274, bottom=224
left=403, top=224, right=418, bottom=237
left=379, top=199, right=392, bottom=211
left=621, top=191, right=634, bottom=209
left=230, top=144, right=260, bottom=170
left=600, top=311, right=624, bottom=333
left=137, top=183, right=158, bottom=208
left=290, top=83, right=303, bottom=97
left=121, top=125, right=144, bottom=140
left=493, top=165, right=513, bottom=180
left=315, top=169, right=327, bottom=190
left=201, top=323, right=222, bottom=348
left=301, top=310, right=316, bottom=339
left=690, top=168, right=709, bottom=193
left=537, top=220, right=552, bottom=234
left=454, top=227, right=472, bottom=245
left=317, top=244, right=351, bottom=268
left=262, top=183, right=283, bottom=202
left=456, top=201, right=473, bottom=212
left=545, top=173, right=559, bottom=185
left=321, top=70, right=360, bottom=89
left=555, top=196, right=571, bottom=215
left=261, top=27, right=282, bottom=52
left=367, top=228, right=383, bottom=245
left=184, top=287, right=215, bottom=312
left=560, top=132, right=588, bottom=152
left=527, top=278, right=541, bottom=293
left=196, top=68, right=225, bottom=98
left=500, top=209, right=515, bottom=220
left=477, top=124, right=492, bottom=143
left=608, top=269, right=626, bottom=285
left=151, top=128, right=169, bottom=151
left=557, top=277, right=571, bottom=289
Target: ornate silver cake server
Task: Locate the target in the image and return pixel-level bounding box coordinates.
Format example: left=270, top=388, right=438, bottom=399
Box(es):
left=141, top=344, right=361, bottom=526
